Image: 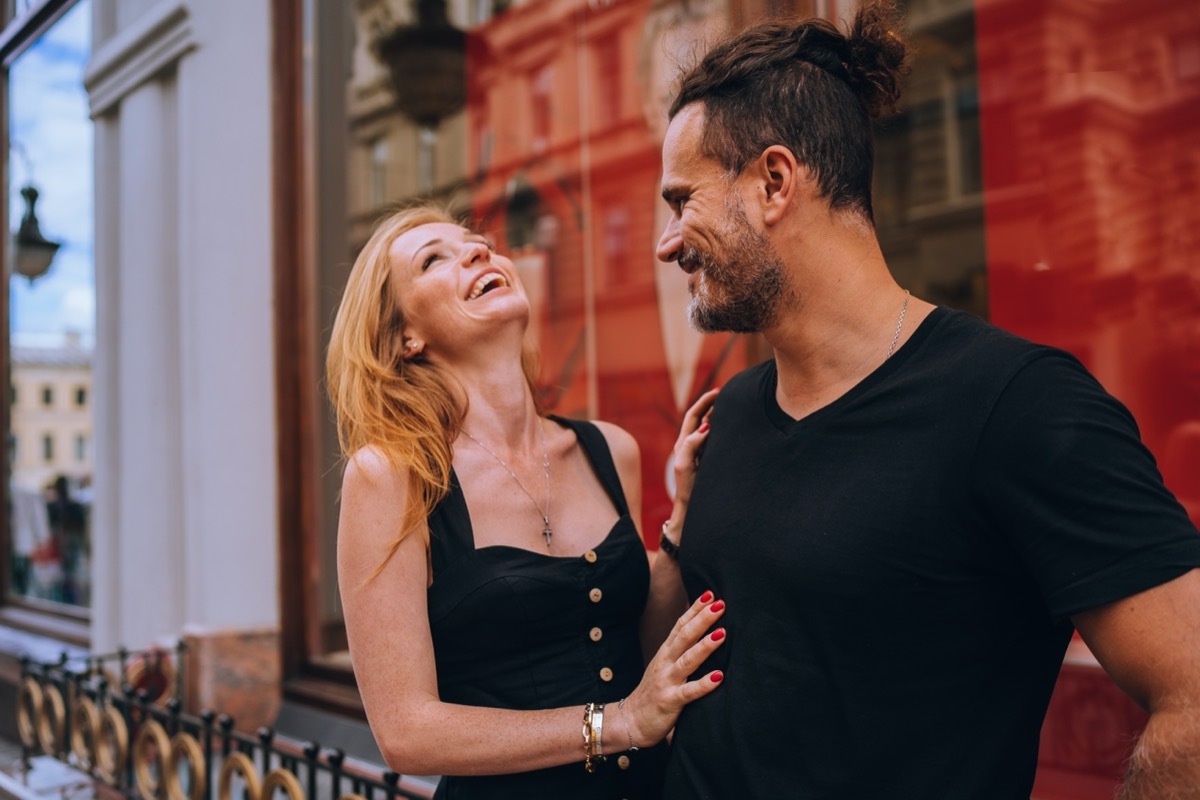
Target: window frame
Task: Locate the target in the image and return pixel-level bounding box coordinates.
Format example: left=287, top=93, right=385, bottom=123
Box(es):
left=0, top=0, right=92, bottom=644
left=270, top=0, right=362, bottom=714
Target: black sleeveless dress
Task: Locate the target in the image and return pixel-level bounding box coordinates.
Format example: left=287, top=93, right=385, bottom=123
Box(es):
left=427, top=416, right=669, bottom=799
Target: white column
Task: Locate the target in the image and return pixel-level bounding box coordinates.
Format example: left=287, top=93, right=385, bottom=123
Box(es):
left=111, top=76, right=186, bottom=649
left=174, top=0, right=277, bottom=631
left=89, top=115, right=122, bottom=651
left=86, top=0, right=279, bottom=650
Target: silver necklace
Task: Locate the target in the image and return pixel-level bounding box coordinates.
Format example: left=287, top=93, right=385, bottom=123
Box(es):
left=461, top=421, right=553, bottom=548
left=885, top=290, right=911, bottom=360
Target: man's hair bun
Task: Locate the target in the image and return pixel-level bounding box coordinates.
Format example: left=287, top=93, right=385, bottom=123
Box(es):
left=845, top=0, right=910, bottom=118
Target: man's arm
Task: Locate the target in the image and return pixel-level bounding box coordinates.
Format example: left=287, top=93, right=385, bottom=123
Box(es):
left=1072, top=567, right=1200, bottom=799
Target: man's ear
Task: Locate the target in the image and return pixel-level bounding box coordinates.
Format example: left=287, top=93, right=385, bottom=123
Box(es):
left=753, top=145, right=803, bottom=226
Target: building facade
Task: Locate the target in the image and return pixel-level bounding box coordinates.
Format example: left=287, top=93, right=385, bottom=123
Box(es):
left=9, top=339, right=92, bottom=493
left=0, top=0, right=1196, bottom=797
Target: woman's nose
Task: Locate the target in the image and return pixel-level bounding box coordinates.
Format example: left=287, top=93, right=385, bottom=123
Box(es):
left=462, top=241, right=490, bottom=265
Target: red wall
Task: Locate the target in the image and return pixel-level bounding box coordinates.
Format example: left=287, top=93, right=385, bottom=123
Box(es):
left=977, top=0, right=1200, bottom=794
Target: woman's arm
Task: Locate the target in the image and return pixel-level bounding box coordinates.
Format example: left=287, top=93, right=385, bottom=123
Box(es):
left=337, top=447, right=725, bottom=777
left=594, top=391, right=716, bottom=660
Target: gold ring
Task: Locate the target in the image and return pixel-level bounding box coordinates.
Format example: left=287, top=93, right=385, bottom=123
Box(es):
left=70, top=696, right=101, bottom=770
left=217, top=752, right=261, bottom=800
left=16, top=678, right=43, bottom=750
left=261, top=768, right=305, bottom=800
left=97, top=706, right=129, bottom=784
left=37, top=683, right=66, bottom=755
left=133, top=719, right=171, bottom=798
left=165, top=733, right=206, bottom=800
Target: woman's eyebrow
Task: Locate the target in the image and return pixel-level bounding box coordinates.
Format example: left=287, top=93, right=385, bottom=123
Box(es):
left=412, top=238, right=445, bottom=263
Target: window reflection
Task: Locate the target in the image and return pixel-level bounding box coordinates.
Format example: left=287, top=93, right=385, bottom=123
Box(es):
left=309, top=0, right=998, bottom=664
left=6, top=0, right=94, bottom=610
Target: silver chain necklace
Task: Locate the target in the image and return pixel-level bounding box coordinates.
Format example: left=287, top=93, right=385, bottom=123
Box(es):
left=461, top=421, right=553, bottom=548
left=885, top=290, right=911, bottom=361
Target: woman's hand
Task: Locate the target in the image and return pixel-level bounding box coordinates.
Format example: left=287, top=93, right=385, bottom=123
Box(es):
left=621, top=591, right=727, bottom=748
left=668, top=389, right=719, bottom=525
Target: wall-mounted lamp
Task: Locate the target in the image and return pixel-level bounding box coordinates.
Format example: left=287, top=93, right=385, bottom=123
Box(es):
left=374, top=0, right=467, bottom=125
left=12, top=183, right=60, bottom=284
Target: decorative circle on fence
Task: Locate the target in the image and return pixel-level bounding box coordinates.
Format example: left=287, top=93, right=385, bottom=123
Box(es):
left=133, top=718, right=171, bottom=798
left=37, top=683, right=66, bottom=755
left=218, top=752, right=262, bottom=800
left=260, top=768, right=305, bottom=800
left=70, top=696, right=101, bottom=770
left=165, top=732, right=206, bottom=800
left=125, top=651, right=176, bottom=704
left=16, top=678, right=43, bottom=750
left=97, top=706, right=130, bottom=784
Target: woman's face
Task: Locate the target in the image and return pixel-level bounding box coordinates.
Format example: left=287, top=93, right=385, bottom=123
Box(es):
left=388, top=222, right=528, bottom=359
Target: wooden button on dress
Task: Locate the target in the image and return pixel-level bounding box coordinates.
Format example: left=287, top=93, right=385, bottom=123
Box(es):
left=589, top=588, right=603, bottom=602
left=589, top=627, right=603, bottom=641
left=599, top=667, right=613, bottom=681
left=583, top=549, right=598, bottom=563
left=617, top=755, right=630, bottom=769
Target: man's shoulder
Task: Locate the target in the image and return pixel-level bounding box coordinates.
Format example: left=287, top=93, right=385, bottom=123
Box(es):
left=717, top=357, right=775, bottom=403
left=918, top=307, right=1074, bottom=381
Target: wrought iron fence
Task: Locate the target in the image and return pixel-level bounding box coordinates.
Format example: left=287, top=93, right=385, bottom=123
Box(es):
left=15, top=644, right=435, bottom=800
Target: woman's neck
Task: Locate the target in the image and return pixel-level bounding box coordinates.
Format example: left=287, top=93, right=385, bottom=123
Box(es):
left=454, top=359, right=541, bottom=451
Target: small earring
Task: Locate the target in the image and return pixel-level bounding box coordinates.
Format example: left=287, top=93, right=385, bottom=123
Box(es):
left=404, top=339, right=423, bottom=358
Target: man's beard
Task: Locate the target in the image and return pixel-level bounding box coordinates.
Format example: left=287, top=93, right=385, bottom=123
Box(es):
left=683, top=201, right=788, bottom=334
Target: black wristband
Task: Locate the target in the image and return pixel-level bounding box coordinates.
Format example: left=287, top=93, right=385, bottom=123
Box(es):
left=659, top=522, right=681, bottom=560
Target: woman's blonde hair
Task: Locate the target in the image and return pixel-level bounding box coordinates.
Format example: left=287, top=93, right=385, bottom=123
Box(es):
left=326, top=204, right=540, bottom=572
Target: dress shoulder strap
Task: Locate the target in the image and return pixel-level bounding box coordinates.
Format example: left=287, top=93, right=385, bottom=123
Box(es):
left=548, top=416, right=630, bottom=517
left=426, top=469, right=475, bottom=572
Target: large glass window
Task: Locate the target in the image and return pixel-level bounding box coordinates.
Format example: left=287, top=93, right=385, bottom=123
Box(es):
left=4, top=0, right=94, bottom=615
left=290, top=0, right=986, bottom=688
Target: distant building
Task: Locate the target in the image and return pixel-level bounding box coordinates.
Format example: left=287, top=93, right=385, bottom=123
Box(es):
left=9, top=334, right=93, bottom=492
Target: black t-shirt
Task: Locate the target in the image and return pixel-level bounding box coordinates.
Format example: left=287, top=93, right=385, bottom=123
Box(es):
left=663, top=307, right=1200, bottom=799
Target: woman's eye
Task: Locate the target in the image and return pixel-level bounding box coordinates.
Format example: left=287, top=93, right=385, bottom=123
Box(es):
left=421, top=253, right=440, bottom=271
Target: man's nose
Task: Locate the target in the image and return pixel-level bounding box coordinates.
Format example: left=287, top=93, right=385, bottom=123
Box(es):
left=657, top=216, right=682, bottom=263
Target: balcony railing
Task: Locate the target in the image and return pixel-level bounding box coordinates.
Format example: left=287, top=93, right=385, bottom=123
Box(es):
left=15, top=644, right=434, bottom=800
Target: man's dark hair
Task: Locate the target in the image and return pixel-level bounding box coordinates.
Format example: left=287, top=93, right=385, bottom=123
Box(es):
left=669, top=0, right=910, bottom=222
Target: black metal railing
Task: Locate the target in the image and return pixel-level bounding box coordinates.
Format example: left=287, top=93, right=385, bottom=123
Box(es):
left=16, top=645, right=435, bottom=800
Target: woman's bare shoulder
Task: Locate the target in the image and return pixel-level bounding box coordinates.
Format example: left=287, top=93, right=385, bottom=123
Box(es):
left=344, top=444, right=409, bottom=488
left=589, top=420, right=640, bottom=470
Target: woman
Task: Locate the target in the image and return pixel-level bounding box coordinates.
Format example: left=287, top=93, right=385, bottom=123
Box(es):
left=326, top=205, right=722, bottom=799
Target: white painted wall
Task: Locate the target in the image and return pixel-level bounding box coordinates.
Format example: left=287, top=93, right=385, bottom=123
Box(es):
left=85, top=0, right=278, bottom=651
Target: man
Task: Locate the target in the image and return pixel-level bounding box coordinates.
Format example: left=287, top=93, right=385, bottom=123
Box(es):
left=651, top=1, right=1200, bottom=797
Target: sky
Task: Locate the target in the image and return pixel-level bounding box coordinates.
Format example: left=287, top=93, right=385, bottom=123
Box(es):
left=8, top=0, right=93, bottom=349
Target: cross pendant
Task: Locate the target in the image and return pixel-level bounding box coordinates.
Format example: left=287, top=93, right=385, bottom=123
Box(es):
left=542, top=522, right=553, bottom=547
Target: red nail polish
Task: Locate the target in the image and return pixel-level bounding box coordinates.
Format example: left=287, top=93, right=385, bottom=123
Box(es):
left=710, top=600, right=725, bottom=613
left=698, top=422, right=710, bottom=433
left=710, top=628, right=725, bottom=642
left=710, top=671, right=724, bottom=683
left=698, top=590, right=713, bottom=604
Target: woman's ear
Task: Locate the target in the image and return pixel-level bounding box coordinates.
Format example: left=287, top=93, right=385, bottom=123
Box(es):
left=402, top=337, right=424, bottom=359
